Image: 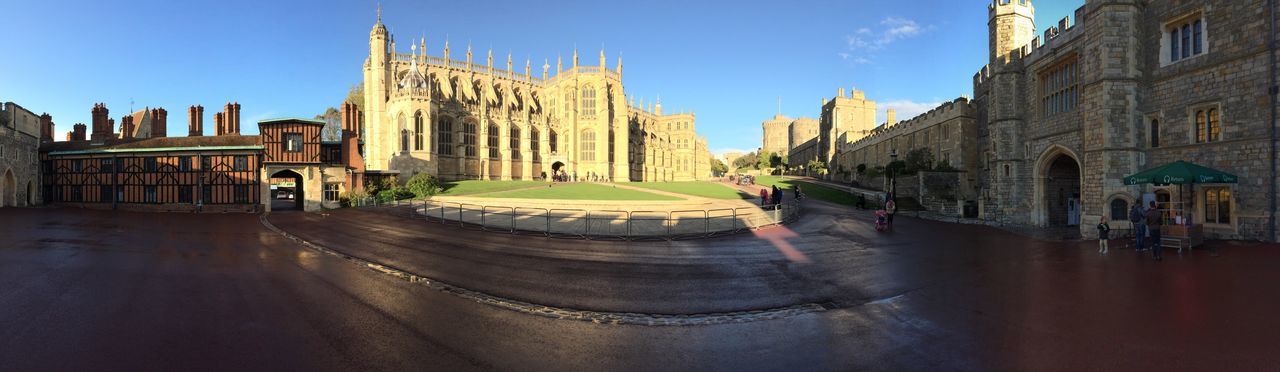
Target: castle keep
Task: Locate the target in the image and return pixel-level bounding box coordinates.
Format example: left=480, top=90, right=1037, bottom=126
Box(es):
left=780, top=0, right=1279, bottom=241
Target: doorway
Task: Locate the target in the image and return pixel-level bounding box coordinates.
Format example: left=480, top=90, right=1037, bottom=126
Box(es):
left=269, top=169, right=304, bottom=211
left=1035, top=148, right=1082, bottom=227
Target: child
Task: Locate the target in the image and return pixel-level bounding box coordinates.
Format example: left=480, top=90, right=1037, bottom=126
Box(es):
left=1097, top=216, right=1111, bottom=254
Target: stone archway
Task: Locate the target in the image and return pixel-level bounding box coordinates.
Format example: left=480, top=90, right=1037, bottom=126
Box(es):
left=1033, top=146, right=1082, bottom=227
left=269, top=169, right=305, bottom=211
left=1, top=169, right=14, bottom=208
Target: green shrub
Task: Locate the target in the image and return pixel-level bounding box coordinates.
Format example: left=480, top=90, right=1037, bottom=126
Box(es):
left=405, top=173, right=441, bottom=198
left=376, top=187, right=414, bottom=202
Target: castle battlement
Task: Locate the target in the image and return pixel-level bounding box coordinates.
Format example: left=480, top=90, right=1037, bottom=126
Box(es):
left=1020, top=5, right=1087, bottom=64
left=845, top=97, right=972, bottom=150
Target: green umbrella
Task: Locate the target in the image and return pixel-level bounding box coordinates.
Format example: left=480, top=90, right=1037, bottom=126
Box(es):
left=1123, top=160, right=1239, bottom=186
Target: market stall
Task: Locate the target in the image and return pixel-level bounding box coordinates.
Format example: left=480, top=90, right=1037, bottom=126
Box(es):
left=1123, top=160, right=1238, bottom=251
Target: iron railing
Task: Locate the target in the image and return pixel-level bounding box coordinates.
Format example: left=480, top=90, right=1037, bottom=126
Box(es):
left=349, top=197, right=802, bottom=241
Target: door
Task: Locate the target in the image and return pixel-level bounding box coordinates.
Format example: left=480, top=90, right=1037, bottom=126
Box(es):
left=1066, top=196, right=1080, bottom=226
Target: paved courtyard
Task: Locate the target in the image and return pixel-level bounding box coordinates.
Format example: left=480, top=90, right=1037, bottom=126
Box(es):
left=2, top=199, right=1279, bottom=371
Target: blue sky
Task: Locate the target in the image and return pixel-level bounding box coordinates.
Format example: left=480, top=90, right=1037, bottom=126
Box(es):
left=0, top=0, right=1081, bottom=154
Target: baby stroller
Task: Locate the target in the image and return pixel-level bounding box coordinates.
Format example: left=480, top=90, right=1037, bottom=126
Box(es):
left=874, top=209, right=889, bottom=232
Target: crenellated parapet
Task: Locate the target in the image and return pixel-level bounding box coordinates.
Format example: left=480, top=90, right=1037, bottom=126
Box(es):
left=844, top=97, right=974, bottom=151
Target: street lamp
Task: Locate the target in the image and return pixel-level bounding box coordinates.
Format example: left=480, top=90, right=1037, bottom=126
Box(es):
left=888, top=148, right=899, bottom=202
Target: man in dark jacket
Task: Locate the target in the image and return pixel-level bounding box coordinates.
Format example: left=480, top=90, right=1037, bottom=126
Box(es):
left=1129, top=203, right=1147, bottom=251
left=1145, top=201, right=1164, bottom=261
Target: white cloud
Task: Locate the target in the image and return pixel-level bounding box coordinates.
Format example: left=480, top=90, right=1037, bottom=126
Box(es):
left=878, top=99, right=945, bottom=124
left=840, top=16, right=931, bottom=64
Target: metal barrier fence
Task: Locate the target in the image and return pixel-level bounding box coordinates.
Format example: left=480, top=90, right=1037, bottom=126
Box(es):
left=351, top=197, right=802, bottom=241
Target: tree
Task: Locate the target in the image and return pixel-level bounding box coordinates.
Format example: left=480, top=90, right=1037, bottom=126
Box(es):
left=903, top=148, right=935, bottom=174
left=405, top=172, right=442, bottom=198
left=315, top=107, right=342, bottom=142
left=710, top=157, right=729, bottom=175
left=768, top=153, right=784, bottom=168
left=806, top=159, right=827, bottom=176
left=345, top=84, right=365, bottom=112
left=856, top=163, right=867, bottom=176
left=732, top=152, right=758, bottom=169
left=933, top=159, right=957, bottom=172
left=756, top=151, right=774, bottom=169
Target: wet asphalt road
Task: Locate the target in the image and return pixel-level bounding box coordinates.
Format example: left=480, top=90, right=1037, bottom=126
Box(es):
left=3, top=202, right=1280, bottom=371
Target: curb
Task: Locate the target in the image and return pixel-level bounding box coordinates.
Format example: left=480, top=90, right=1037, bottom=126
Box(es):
left=259, top=213, right=827, bottom=326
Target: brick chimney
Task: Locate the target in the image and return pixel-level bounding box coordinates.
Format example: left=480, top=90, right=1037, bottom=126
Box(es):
left=151, top=108, right=167, bottom=137
left=72, top=123, right=87, bottom=141
left=214, top=112, right=225, bottom=136
left=39, top=113, right=53, bottom=143
left=120, top=116, right=135, bottom=139
left=188, top=105, right=204, bottom=136
left=231, top=102, right=242, bottom=135
left=90, top=103, right=112, bottom=142
left=341, top=102, right=366, bottom=191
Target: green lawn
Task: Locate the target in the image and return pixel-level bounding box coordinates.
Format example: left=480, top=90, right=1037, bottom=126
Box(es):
left=754, top=176, right=867, bottom=207
left=439, top=180, right=543, bottom=196
left=479, top=183, right=683, bottom=200
left=620, top=182, right=753, bottom=200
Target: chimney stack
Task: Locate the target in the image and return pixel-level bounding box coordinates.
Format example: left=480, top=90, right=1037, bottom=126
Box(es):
left=220, top=102, right=242, bottom=135
left=215, top=112, right=225, bottom=136
left=90, top=103, right=113, bottom=142
left=188, top=105, right=205, bottom=136
left=120, top=116, right=135, bottom=139
left=232, top=102, right=241, bottom=135
left=151, top=108, right=168, bottom=137
left=340, top=102, right=366, bottom=192
left=39, top=113, right=54, bottom=143
left=72, top=123, right=87, bottom=141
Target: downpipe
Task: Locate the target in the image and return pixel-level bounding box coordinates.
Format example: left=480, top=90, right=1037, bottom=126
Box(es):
left=1270, top=0, right=1278, bottom=242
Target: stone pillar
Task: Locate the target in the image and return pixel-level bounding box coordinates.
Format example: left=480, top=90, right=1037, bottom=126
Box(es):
left=499, top=119, right=512, bottom=181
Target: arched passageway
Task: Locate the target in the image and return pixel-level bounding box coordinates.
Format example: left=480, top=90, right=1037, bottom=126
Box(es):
left=1041, top=155, right=1081, bottom=226
left=269, top=169, right=304, bottom=211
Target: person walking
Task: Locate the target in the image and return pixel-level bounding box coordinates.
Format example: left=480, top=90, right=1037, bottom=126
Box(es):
left=759, top=188, right=769, bottom=207
left=1145, top=201, right=1164, bottom=261
left=774, top=185, right=784, bottom=208
left=1129, top=203, right=1146, bottom=251
left=1097, top=216, right=1111, bottom=254
left=885, top=198, right=897, bottom=230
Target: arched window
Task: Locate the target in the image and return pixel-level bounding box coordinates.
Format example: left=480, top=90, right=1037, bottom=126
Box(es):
left=580, top=130, right=596, bottom=161
left=436, top=117, right=454, bottom=155
left=414, top=111, right=424, bottom=151
left=488, top=125, right=500, bottom=159
left=398, top=113, right=408, bottom=152
left=531, top=128, right=541, bottom=161
left=550, top=130, right=558, bottom=154
left=1109, top=198, right=1129, bottom=221
left=1208, top=108, right=1220, bottom=142
left=1150, top=119, right=1160, bottom=148
left=1195, top=110, right=1206, bottom=143
left=580, top=86, right=597, bottom=117
left=462, top=121, right=477, bottom=158
left=510, top=127, right=521, bottom=160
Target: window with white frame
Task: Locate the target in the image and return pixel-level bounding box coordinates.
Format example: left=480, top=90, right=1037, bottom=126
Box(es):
left=1164, top=13, right=1206, bottom=65
left=323, top=183, right=340, bottom=201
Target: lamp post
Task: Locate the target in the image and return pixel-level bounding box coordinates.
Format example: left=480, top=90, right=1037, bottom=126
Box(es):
left=888, top=149, right=899, bottom=202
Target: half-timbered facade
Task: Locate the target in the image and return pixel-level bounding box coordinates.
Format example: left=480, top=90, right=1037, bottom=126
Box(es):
left=40, top=136, right=263, bottom=212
